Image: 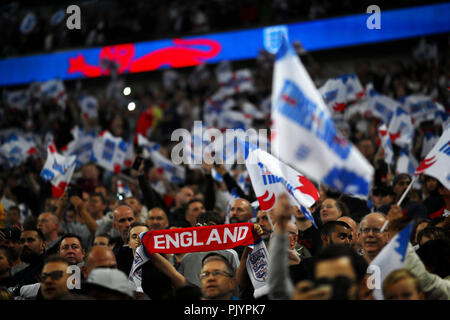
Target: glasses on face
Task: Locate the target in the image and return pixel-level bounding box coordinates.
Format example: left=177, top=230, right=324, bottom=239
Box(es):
left=361, top=228, right=386, bottom=235
left=336, top=233, right=353, bottom=240
left=41, top=270, right=64, bottom=281
left=200, top=270, right=233, bottom=280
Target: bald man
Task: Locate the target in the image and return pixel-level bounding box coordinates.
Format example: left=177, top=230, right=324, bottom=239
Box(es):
left=358, top=213, right=389, bottom=263
left=82, top=246, right=117, bottom=279
left=146, top=208, right=169, bottom=231
left=229, top=198, right=253, bottom=223
left=112, top=205, right=136, bottom=245
left=37, top=212, right=61, bottom=255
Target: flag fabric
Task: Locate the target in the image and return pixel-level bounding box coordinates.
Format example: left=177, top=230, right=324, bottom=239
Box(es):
left=270, top=34, right=374, bottom=198
left=378, top=124, right=394, bottom=166
left=40, top=143, right=77, bottom=198
left=366, top=85, right=400, bottom=124
left=39, top=79, right=67, bottom=108
left=239, top=140, right=319, bottom=228
left=3, top=89, right=30, bottom=111
left=396, top=147, right=418, bottom=177
left=434, top=108, right=449, bottom=130
left=345, top=74, right=365, bottom=102
left=78, top=95, right=98, bottom=119
left=218, top=110, right=253, bottom=131
left=129, top=241, right=151, bottom=294
left=141, top=223, right=255, bottom=254
left=0, top=133, right=38, bottom=168
left=403, top=95, right=445, bottom=127
left=246, top=238, right=270, bottom=298
left=217, top=69, right=255, bottom=96
left=61, top=126, right=96, bottom=169
left=369, top=222, right=413, bottom=300
left=415, top=124, right=450, bottom=190
left=203, top=89, right=236, bottom=127
left=387, top=106, right=414, bottom=149
left=147, top=150, right=185, bottom=185
left=319, top=77, right=347, bottom=112
left=91, top=131, right=133, bottom=173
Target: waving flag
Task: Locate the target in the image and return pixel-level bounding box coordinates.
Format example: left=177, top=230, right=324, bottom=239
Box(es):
left=387, top=106, right=414, bottom=148
left=246, top=238, right=270, bottom=298
left=345, top=74, right=365, bottom=102
left=270, top=35, right=374, bottom=197
left=217, top=69, right=254, bottom=96
left=415, top=124, right=450, bottom=189
left=319, top=77, right=348, bottom=112
left=0, top=133, right=38, bottom=168
left=378, top=124, right=394, bottom=166
left=40, top=79, right=67, bottom=108
left=78, top=95, right=98, bottom=119
left=239, top=140, right=319, bottom=227
left=420, top=131, right=439, bottom=160
left=61, top=126, right=96, bottom=169
left=403, top=95, right=445, bottom=126
left=369, top=222, right=413, bottom=300
left=396, top=147, right=418, bottom=177
left=129, top=241, right=151, bottom=293
left=91, top=131, right=133, bottom=173
left=3, top=89, right=30, bottom=111
left=366, top=85, right=400, bottom=124
left=40, top=143, right=77, bottom=198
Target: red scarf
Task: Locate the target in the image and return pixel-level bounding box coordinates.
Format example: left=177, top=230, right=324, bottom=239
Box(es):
left=141, top=223, right=255, bottom=254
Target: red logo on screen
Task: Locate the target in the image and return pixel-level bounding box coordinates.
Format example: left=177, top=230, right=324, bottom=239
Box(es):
left=68, top=38, right=222, bottom=77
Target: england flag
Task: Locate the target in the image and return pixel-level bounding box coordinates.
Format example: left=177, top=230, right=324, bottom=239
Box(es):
left=78, top=95, right=99, bottom=119
left=369, top=222, right=413, bottom=300
left=40, top=143, right=77, bottom=198
left=217, top=69, right=255, bottom=96
left=378, top=124, right=394, bottom=167
left=366, top=85, right=400, bottom=125
left=387, top=106, right=414, bottom=149
left=239, top=140, right=320, bottom=228
left=91, top=131, right=133, bottom=173
left=270, top=34, right=374, bottom=197
left=0, top=133, right=38, bottom=168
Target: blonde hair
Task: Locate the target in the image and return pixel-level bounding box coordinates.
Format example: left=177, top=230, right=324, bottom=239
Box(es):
left=382, top=269, right=421, bottom=295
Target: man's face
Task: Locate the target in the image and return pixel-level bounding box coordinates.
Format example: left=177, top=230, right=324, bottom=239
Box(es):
left=113, top=206, right=135, bottom=242
left=359, top=214, right=389, bottom=260
left=2, top=238, right=22, bottom=261
left=40, top=261, right=70, bottom=300
left=146, top=208, right=169, bottom=230
left=337, top=217, right=357, bottom=246
left=88, top=196, right=106, bottom=215
left=37, top=213, right=59, bottom=238
left=0, top=250, right=11, bottom=275
left=393, top=178, right=411, bottom=200
left=186, top=201, right=205, bottom=225
left=256, top=211, right=272, bottom=240
left=59, top=237, right=85, bottom=265
left=229, top=199, right=252, bottom=223
left=177, top=187, right=194, bottom=207
left=371, top=193, right=384, bottom=208
left=125, top=198, right=142, bottom=216
left=201, top=260, right=235, bottom=300
left=287, top=222, right=298, bottom=250
left=320, top=199, right=342, bottom=224
left=20, top=230, right=44, bottom=262
left=329, top=225, right=353, bottom=246
left=128, top=226, right=149, bottom=253
left=93, top=236, right=110, bottom=247
left=6, top=209, right=20, bottom=225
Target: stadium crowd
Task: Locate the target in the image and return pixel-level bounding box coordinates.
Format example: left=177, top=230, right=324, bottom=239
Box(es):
left=0, top=1, right=449, bottom=302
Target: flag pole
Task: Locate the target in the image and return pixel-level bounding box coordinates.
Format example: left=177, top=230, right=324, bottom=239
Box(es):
left=396, top=175, right=418, bottom=206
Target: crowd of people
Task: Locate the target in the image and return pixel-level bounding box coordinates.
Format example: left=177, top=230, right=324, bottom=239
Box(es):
left=0, top=0, right=442, bottom=58
left=0, top=1, right=450, bottom=302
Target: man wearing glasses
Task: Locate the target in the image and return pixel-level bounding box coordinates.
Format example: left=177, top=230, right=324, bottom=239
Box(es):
left=358, top=213, right=389, bottom=263
left=200, top=253, right=237, bottom=300
left=40, top=255, right=72, bottom=300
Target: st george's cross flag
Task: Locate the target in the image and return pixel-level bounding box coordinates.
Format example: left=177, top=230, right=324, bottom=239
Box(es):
left=270, top=34, right=374, bottom=197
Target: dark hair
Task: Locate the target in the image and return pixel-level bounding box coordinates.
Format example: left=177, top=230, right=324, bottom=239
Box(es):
left=6, top=205, right=20, bottom=213
left=22, top=227, right=45, bottom=242
left=90, top=192, right=106, bottom=205
left=59, top=233, right=84, bottom=250
left=314, top=244, right=368, bottom=283
left=196, top=210, right=224, bottom=226
left=43, top=254, right=71, bottom=266
left=0, top=245, right=13, bottom=264
left=416, top=239, right=450, bottom=278
left=323, top=198, right=349, bottom=218
left=95, top=233, right=112, bottom=242
left=320, top=220, right=351, bottom=237
left=201, top=253, right=235, bottom=277
left=410, top=219, right=431, bottom=243
left=127, top=221, right=149, bottom=240
left=417, top=226, right=450, bottom=245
